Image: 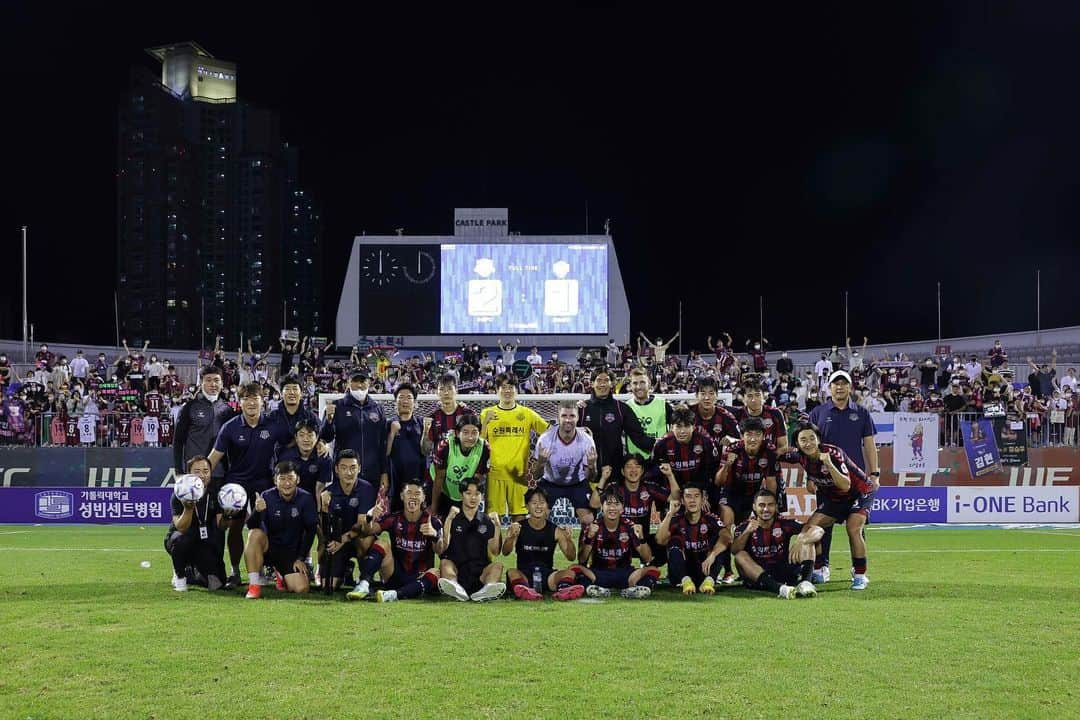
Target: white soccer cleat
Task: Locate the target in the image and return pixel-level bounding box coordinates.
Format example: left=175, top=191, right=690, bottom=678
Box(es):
left=795, top=580, right=817, bottom=598
left=620, top=585, right=652, bottom=599
left=811, top=566, right=832, bottom=584
left=438, top=578, right=470, bottom=602
left=375, top=589, right=398, bottom=603
left=470, top=582, right=507, bottom=602
left=345, top=579, right=370, bottom=601
left=586, top=585, right=611, bottom=598
left=850, top=574, right=870, bottom=591
left=778, top=584, right=796, bottom=599
left=172, top=576, right=188, bottom=592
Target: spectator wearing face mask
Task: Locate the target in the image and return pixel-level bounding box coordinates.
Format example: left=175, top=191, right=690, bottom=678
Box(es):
left=988, top=340, right=1008, bottom=370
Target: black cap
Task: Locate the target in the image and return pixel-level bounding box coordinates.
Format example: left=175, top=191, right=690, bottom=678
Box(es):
left=349, top=369, right=370, bottom=382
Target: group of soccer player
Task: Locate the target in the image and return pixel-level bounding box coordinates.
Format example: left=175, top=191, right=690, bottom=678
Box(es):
left=165, top=362, right=878, bottom=601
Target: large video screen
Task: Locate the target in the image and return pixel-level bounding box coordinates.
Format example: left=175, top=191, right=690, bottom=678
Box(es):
left=441, top=243, right=608, bottom=334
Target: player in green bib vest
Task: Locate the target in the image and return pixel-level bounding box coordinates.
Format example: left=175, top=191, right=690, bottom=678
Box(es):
left=430, top=413, right=491, bottom=518
left=625, top=367, right=674, bottom=457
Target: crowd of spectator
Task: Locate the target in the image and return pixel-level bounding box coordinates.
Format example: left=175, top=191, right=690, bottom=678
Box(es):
left=0, top=332, right=1076, bottom=449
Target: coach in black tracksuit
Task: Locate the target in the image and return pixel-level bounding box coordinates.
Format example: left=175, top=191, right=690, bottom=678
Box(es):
left=173, top=366, right=236, bottom=482
left=578, top=367, right=654, bottom=473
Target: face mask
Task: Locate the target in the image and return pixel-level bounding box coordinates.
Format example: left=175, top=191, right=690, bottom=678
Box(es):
left=350, top=388, right=368, bottom=403
left=204, top=392, right=220, bottom=402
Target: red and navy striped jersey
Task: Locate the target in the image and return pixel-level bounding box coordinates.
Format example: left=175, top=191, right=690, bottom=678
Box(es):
left=694, top=405, right=740, bottom=446
left=651, top=429, right=719, bottom=488
left=666, top=510, right=725, bottom=557
left=730, top=405, right=787, bottom=447
left=584, top=519, right=641, bottom=569
left=734, top=518, right=803, bottom=566
left=375, top=511, right=443, bottom=575
left=723, top=440, right=780, bottom=498
left=616, top=481, right=670, bottom=527
left=426, top=404, right=470, bottom=448
left=778, top=443, right=872, bottom=501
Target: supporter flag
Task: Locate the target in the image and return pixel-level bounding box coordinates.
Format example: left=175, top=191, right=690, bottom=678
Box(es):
left=871, top=412, right=894, bottom=444
left=129, top=417, right=145, bottom=446
left=50, top=417, right=65, bottom=445
left=143, top=416, right=160, bottom=445
left=77, top=415, right=96, bottom=444
left=65, top=417, right=79, bottom=446
left=959, top=418, right=1002, bottom=477
left=892, top=413, right=939, bottom=474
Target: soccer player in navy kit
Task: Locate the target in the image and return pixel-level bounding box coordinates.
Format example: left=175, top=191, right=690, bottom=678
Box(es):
left=385, top=383, right=427, bottom=511
left=503, top=487, right=586, bottom=601
left=655, top=483, right=730, bottom=595
left=732, top=489, right=822, bottom=599
left=318, top=449, right=377, bottom=592
left=780, top=422, right=876, bottom=590
left=243, top=461, right=318, bottom=599
left=436, top=479, right=507, bottom=602
left=208, top=383, right=292, bottom=586
left=348, top=479, right=443, bottom=602
left=578, top=485, right=659, bottom=599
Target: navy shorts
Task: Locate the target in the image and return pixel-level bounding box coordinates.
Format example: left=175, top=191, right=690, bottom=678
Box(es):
left=817, top=489, right=876, bottom=523
left=726, top=494, right=755, bottom=521
left=266, top=544, right=302, bottom=577
left=590, top=566, right=634, bottom=589
left=514, top=563, right=555, bottom=591
left=539, top=481, right=591, bottom=511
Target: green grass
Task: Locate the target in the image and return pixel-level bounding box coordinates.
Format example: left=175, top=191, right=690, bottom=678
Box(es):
left=0, top=525, right=1078, bottom=719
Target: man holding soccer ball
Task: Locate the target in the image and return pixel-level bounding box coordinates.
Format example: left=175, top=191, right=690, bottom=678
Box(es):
left=164, top=456, right=226, bottom=591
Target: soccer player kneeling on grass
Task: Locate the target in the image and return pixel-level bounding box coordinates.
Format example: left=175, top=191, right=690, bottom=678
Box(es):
left=577, top=485, right=659, bottom=599
left=318, top=449, right=377, bottom=592
left=243, top=461, right=318, bottom=599
left=504, top=487, right=587, bottom=601
left=437, top=479, right=507, bottom=602
left=165, top=455, right=226, bottom=591
left=347, top=480, right=442, bottom=603
left=732, top=489, right=822, bottom=600
left=655, top=483, right=730, bottom=596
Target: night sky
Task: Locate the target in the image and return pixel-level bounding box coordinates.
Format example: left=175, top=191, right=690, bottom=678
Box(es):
left=3, top=3, right=1078, bottom=351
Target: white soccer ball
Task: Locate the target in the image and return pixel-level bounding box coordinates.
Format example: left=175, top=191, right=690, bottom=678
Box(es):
left=217, top=483, right=248, bottom=515
left=174, top=474, right=205, bottom=503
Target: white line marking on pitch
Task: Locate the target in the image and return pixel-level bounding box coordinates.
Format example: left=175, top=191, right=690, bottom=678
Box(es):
left=874, top=549, right=1079, bottom=553
left=0, top=546, right=154, bottom=552
left=1018, top=531, right=1080, bottom=537
left=0, top=531, right=29, bottom=535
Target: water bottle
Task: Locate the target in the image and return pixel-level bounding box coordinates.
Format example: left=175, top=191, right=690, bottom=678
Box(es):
left=532, top=568, right=543, bottom=594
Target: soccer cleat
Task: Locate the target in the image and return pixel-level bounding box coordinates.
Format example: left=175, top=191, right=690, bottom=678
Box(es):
left=206, top=575, right=223, bottom=592
left=698, top=577, right=716, bottom=595
left=245, top=583, right=262, bottom=599
left=720, top=572, right=736, bottom=585
left=811, top=565, right=832, bottom=584
left=438, top=578, right=470, bottom=602
left=274, top=571, right=285, bottom=591
left=262, top=566, right=276, bottom=586
left=850, top=574, right=870, bottom=591
left=586, top=585, right=611, bottom=598
left=680, top=576, right=696, bottom=596
left=513, top=583, right=543, bottom=601
left=375, top=589, right=398, bottom=603
left=552, top=584, right=585, bottom=601
left=778, top=584, right=796, bottom=599
left=345, top=579, right=370, bottom=601
left=172, top=576, right=188, bottom=592
left=224, top=572, right=241, bottom=590
left=620, top=585, right=652, bottom=599
left=470, top=582, right=507, bottom=602
left=796, top=580, right=817, bottom=598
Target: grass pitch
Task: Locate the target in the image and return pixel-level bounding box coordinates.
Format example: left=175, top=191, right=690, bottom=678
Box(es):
left=0, top=524, right=1078, bottom=720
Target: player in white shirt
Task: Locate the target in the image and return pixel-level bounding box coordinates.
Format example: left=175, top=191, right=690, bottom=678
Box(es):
left=528, top=400, right=598, bottom=526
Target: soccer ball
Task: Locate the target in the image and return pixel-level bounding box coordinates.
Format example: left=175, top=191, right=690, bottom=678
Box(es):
left=173, top=474, right=205, bottom=503
left=218, top=483, right=248, bottom=515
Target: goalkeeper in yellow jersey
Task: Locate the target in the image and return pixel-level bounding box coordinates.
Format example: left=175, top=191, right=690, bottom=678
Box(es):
left=480, top=374, right=551, bottom=522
